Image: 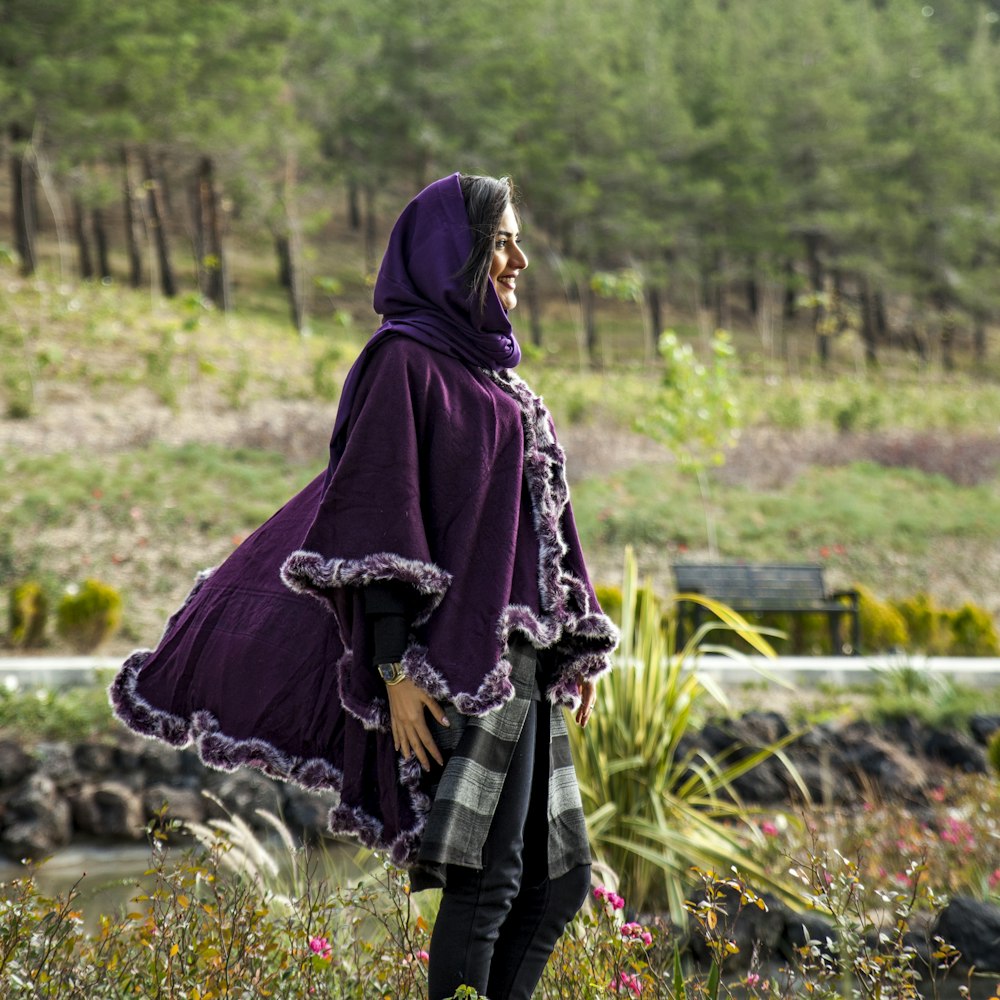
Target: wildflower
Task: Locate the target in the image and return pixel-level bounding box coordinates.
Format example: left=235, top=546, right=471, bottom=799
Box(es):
left=610, top=970, right=643, bottom=995
left=621, top=922, right=653, bottom=946
left=416, top=949, right=430, bottom=962
left=760, top=821, right=779, bottom=838
left=308, top=936, right=332, bottom=961
left=988, top=869, right=1000, bottom=892
left=746, top=973, right=761, bottom=987
left=594, top=885, right=625, bottom=911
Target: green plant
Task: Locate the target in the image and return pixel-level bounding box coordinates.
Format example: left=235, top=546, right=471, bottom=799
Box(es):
left=594, top=583, right=623, bottom=625
left=55, top=579, right=123, bottom=653
left=8, top=581, right=48, bottom=648
left=893, top=592, right=949, bottom=654
left=944, top=602, right=1000, bottom=656
left=855, top=583, right=908, bottom=652
left=987, top=730, right=1000, bottom=780
left=569, top=547, right=802, bottom=919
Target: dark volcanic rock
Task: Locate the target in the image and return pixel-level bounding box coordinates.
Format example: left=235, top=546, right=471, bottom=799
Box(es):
left=933, top=896, right=1000, bottom=973
left=72, top=781, right=145, bottom=839
left=0, top=740, right=33, bottom=789
left=1, top=774, right=73, bottom=858
left=969, top=714, right=1000, bottom=746
left=924, top=729, right=986, bottom=773
left=143, top=783, right=207, bottom=825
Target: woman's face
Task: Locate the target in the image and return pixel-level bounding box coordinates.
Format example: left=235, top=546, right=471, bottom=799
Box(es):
left=488, top=203, right=528, bottom=311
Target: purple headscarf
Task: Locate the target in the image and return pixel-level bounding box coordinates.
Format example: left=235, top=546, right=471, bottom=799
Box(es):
left=329, top=174, right=521, bottom=459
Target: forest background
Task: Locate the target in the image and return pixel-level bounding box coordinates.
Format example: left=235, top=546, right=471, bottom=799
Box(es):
left=3, top=0, right=1000, bottom=652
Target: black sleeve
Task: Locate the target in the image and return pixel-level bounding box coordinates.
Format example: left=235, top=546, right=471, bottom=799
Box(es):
left=363, top=580, right=417, bottom=666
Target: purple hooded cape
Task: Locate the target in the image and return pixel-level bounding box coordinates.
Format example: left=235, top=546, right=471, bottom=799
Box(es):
left=110, top=174, right=618, bottom=865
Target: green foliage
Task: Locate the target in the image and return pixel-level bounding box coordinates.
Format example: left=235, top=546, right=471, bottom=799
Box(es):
left=55, top=579, right=123, bottom=653
left=593, top=583, right=623, bottom=625
left=7, top=581, right=48, bottom=649
left=638, top=330, right=741, bottom=475
left=893, top=592, right=950, bottom=655
left=987, top=730, right=1000, bottom=780
left=0, top=676, right=118, bottom=741
left=946, top=602, right=1000, bottom=657
left=855, top=584, right=909, bottom=653
left=569, top=547, right=798, bottom=919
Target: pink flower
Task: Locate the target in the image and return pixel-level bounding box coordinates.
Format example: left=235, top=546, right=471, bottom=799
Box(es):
left=760, top=821, right=779, bottom=837
left=610, top=970, right=643, bottom=995
left=988, top=869, right=1000, bottom=891
left=746, top=973, right=761, bottom=987
left=308, top=936, right=332, bottom=961
left=415, top=949, right=430, bottom=962
left=595, top=885, right=625, bottom=910
left=621, top=922, right=653, bottom=946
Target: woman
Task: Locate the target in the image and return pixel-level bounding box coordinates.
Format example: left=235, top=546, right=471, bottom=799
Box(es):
left=111, top=173, right=618, bottom=998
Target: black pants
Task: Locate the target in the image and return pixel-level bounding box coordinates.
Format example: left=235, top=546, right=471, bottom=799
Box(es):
left=427, top=696, right=591, bottom=1000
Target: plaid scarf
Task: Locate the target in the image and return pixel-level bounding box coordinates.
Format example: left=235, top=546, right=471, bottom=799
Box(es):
left=411, top=637, right=591, bottom=891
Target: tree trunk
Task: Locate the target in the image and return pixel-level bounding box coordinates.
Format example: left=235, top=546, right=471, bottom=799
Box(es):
left=91, top=207, right=112, bottom=280
left=143, top=150, right=176, bottom=297
left=347, top=179, right=361, bottom=231
left=646, top=285, right=663, bottom=354
left=783, top=259, right=797, bottom=319
left=523, top=275, right=543, bottom=348
left=974, top=322, right=986, bottom=365
left=746, top=274, right=760, bottom=318
left=72, top=198, right=93, bottom=279
left=804, top=233, right=828, bottom=366
left=195, top=156, right=229, bottom=310
left=275, top=234, right=292, bottom=289
left=363, top=183, right=377, bottom=276
left=940, top=314, right=955, bottom=373
left=583, top=280, right=600, bottom=368
left=284, top=152, right=306, bottom=332
left=859, top=277, right=880, bottom=367
left=121, top=146, right=143, bottom=288
left=10, top=124, right=37, bottom=276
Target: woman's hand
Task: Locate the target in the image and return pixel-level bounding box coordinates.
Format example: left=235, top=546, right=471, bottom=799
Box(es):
left=575, top=677, right=597, bottom=728
left=386, top=678, right=449, bottom=771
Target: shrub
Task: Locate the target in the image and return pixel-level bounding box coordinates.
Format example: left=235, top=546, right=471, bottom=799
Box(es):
left=856, top=584, right=908, bottom=652
left=893, top=592, right=949, bottom=654
left=56, top=579, right=123, bottom=652
left=987, top=729, right=1000, bottom=780
left=593, top=583, right=623, bottom=625
left=944, top=602, right=1000, bottom=657
left=8, top=580, right=48, bottom=648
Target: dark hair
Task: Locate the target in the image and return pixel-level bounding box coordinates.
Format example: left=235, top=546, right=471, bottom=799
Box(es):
left=458, top=173, right=515, bottom=314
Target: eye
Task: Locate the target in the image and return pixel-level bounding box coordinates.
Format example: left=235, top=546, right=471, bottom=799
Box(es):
left=494, top=238, right=508, bottom=250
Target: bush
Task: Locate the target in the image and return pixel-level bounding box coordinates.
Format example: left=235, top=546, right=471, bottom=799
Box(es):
left=55, top=579, right=123, bottom=653
left=8, top=580, right=48, bottom=648
left=944, top=602, right=1000, bottom=657
left=856, top=584, right=908, bottom=652
left=593, top=583, right=622, bottom=625
left=893, top=592, right=949, bottom=654
left=987, top=729, right=1000, bottom=780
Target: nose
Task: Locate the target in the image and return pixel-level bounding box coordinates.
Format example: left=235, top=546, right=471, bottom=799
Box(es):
left=512, top=242, right=528, bottom=270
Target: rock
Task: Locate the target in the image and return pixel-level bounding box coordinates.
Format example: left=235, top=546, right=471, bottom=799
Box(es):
left=139, top=742, right=184, bottom=783
left=834, top=723, right=927, bottom=800
left=933, top=896, right=1000, bottom=972
left=72, top=781, right=145, bottom=839
left=282, top=786, right=334, bottom=839
left=142, top=784, right=206, bottom=826
left=688, top=885, right=789, bottom=970
left=74, top=741, right=116, bottom=775
left=969, top=714, right=1000, bottom=747
left=0, top=740, right=34, bottom=789
left=739, top=711, right=791, bottom=744
left=204, top=769, right=283, bottom=823
left=34, top=742, right=81, bottom=792
left=924, top=730, right=985, bottom=773
left=1, top=774, right=73, bottom=859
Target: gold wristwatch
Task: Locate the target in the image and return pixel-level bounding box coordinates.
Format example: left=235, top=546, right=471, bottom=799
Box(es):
left=378, top=661, right=406, bottom=686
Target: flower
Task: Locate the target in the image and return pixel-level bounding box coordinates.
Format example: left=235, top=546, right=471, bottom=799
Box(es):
left=988, top=869, right=1000, bottom=892
left=610, top=970, right=643, bottom=995
left=308, top=936, right=332, bottom=961
left=594, top=885, right=626, bottom=911
left=415, top=949, right=430, bottom=962
left=621, top=922, right=653, bottom=947
left=760, top=821, right=779, bottom=838
left=746, top=973, right=761, bottom=987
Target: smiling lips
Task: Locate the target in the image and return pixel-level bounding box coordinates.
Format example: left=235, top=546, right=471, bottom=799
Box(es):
left=498, top=274, right=517, bottom=289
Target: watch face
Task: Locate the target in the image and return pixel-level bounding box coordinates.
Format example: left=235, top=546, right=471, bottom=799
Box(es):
left=379, top=663, right=401, bottom=681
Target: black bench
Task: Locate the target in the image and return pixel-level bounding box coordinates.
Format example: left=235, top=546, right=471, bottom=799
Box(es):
left=672, top=563, right=860, bottom=655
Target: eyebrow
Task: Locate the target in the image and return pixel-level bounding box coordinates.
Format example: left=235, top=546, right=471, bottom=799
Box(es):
left=496, top=230, right=519, bottom=238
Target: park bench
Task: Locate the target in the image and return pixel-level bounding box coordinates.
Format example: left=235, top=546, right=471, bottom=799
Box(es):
left=671, top=563, right=861, bottom=655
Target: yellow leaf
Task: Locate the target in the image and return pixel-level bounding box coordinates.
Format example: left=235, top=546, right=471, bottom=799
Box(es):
left=416, top=915, right=428, bottom=933
left=170, top=943, right=179, bottom=957
left=177, top=894, right=190, bottom=909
